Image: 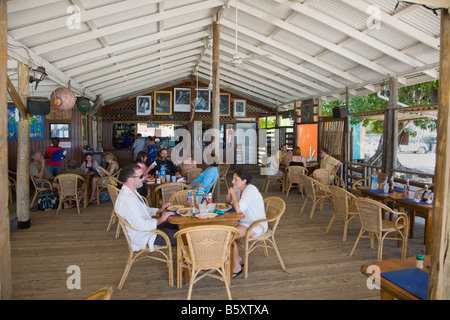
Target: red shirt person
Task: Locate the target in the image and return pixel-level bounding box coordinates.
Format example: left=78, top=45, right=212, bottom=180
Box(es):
left=44, top=138, right=66, bottom=175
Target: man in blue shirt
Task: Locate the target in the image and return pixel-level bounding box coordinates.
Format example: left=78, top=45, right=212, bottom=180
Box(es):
left=188, top=164, right=219, bottom=193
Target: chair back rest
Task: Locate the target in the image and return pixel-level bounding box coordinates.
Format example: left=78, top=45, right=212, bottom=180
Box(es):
left=219, top=164, right=230, bottom=178
left=175, top=226, right=238, bottom=270
left=155, top=182, right=189, bottom=204
left=55, top=174, right=84, bottom=195
left=354, top=198, right=386, bottom=233
left=329, top=186, right=354, bottom=217
left=106, top=184, right=120, bottom=207
left=185, top=168, right=203, bottom=184
left=169, top=190, right=191, bottom=206
left=115, top=211, right=137, bottom=251
left=313, top=169, right=333, bottom=186
left=286, top=166, right=308, bottom=184
left=30, top=175, right=52, bottom=190
left=300, top=175, right=318, bottom=198
left=263, top=196, right=286, bottom=231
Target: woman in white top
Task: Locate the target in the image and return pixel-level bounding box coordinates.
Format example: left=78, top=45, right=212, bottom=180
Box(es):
left=226, top=168, right=267, bottom=279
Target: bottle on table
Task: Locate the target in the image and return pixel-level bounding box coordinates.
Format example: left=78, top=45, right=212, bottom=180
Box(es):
left=421, top=185, right=430, bottom=202
left=370, top=170, right=378, bottom=190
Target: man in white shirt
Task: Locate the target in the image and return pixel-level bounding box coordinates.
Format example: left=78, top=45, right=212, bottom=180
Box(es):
left=115, top=163, right=176, bottom=252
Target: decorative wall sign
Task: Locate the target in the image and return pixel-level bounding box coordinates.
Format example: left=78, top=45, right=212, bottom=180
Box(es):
left=7, top=107, right=44, bottom=140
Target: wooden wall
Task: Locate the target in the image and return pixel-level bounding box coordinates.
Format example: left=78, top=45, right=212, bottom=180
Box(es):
left=7, top=104, right=106, bottom=172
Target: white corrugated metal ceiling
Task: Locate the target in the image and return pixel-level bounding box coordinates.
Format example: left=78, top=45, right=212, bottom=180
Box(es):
left=5, top=0, right=445, bottom=110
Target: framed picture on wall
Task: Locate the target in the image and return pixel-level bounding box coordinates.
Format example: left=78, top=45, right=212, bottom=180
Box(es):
left=220, top=93, right=230, bottom=116
left=136, top=96, right=152, bottom=116
left=301, top=100, right=313, bottom=123
left=194, top=89, right=211, bottom=112
left=233, top=99, right=246, bottom=117
left=174, top=88, right=191, bottom=112
left=81, top=115, right=88, bottom=147
left=154, top=91, right=172, bottom=115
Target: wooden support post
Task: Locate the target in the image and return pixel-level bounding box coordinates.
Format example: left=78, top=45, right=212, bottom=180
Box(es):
left=16, top=63, right=31, bottom=228
left=429, top=8, right=450, bottom=300
left=0, top=0, right=12, bottom=300
left=212, top=21, right=221, bottom=200
left=382, top=77, right=398, bottom=175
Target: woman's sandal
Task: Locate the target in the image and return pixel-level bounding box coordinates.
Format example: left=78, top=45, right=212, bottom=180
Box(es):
left=232, top=264, right=244, bottom=279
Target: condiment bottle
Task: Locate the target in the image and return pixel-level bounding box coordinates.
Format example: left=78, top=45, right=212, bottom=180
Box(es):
left=416, top=254, right=424, bottom=269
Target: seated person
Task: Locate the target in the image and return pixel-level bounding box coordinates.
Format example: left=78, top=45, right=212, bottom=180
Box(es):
left=149, top=148, right=182, bottom=179
left=319, top=148, right=342, bottom=173
left=266, top=153, right=283, bottom=177
left=82, top=154, right=97, bottom=175
left=225, top=168, right=267, bottom=279
left=63, top=159, right=86, bottom=208
left=145, top=136, right=158, bottom=166
left=188, top=163, right=219, bottom=193
left=287, top=146, right=307, bottom=167
left=30, top=151, right=55, bottom=184
left=89, top=152, right=120, bottom=204
left=179, top=152, right=197, bottom=174
left=115, top=163, right=177, bottom=251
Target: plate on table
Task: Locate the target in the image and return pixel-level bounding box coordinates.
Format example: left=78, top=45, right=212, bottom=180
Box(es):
left=196, top=212, right=218, bottom=219
left=168, top=205, right=184, bottom=211
left=177, top=208, right=192, bottom=217
left=214, top=203, right=232, bottom=211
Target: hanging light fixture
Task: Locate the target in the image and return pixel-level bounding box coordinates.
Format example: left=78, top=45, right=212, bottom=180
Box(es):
left=29, top=66, right=48, bottom=90
left=380, top=81, right=390, bottom=97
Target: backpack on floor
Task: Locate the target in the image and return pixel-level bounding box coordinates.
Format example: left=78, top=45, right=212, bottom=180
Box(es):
left=38, top=190, right=59, bottom=211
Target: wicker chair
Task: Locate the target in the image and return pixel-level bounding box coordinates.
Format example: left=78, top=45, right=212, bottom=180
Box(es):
left=350, top=197, right=409, bottom=261
left=115, top=211, right=173, bottom=289
left=326, top=186, right=359, bottom=241
left=83, top=286, right=113, bottom=300
left=285, top=165, right=309, bottom=198
left=95, top=169, right=121, bottom=205
left=351, top=172, right=388, bottom=196
left=106, top=184, right=121, bottom=238
left=237, top=196, right=287, bottom=279
left=299, top=175, right=331, bottom=219
left=260, top=163, right=284, bottom=193
left=184, top=168, right=203, bottom=184
left=154, top=182, right=189, bottom=207
left=54, top=174, right=86, bottom=215
left=169, top=190, right=191, bottom=206
left=175, top=225, right=238, bottom=300
left=313, top=168, right=345, bottom=190
left=218, top=163, right=231, bottom=189
left=30, top=175, right=54, bottom=209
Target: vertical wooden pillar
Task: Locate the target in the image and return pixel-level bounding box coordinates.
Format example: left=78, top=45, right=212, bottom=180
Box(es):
left=16, top=63, right=31, bottom=228
left=0, top=0, right=12, bottom=300
left=211, top=21, right=221, bottom=200
left=429, top=8, right=450, bottom=300
left=382, top=77, right=398, bottom=174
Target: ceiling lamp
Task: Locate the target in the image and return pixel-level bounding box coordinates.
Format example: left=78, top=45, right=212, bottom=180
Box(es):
left=76, top=97, right=92, bottom=114
left=28, top=66, right=47, bottom=90
left=50, top=87, right=76, bottom=111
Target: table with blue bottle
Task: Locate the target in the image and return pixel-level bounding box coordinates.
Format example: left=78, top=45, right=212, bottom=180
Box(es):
left=359, top=186, right=434, bottom=254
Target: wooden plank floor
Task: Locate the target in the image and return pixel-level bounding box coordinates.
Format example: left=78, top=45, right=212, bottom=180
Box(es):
left=9, top=173, right=428, bottom=300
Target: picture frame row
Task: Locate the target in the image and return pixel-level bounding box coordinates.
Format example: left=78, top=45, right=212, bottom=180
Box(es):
left=136, top=89, right=246, bottom=117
